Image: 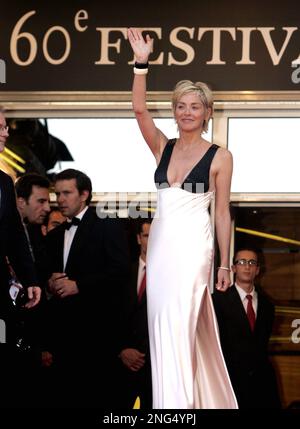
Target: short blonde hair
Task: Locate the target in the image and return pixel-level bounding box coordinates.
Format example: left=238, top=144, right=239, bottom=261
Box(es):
left=171, top=80, right=213, bottom=132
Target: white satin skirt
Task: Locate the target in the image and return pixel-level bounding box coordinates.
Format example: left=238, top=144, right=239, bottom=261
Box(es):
left=147, top=187, right=238, bottom=409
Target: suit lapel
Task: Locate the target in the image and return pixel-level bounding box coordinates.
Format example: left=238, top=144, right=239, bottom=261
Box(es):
left=49, top=225, right=65, bottom=272
left=57, top=228, right=65, bottom=271
left=254, top=291, right=264, bottom=332
left=131, top=261, right=139, bottom=298
left=65, top=207, right=94, bottom=274
left=0, top=171, right=8, bottom=221
left=139, top=284, right=147, bottom=305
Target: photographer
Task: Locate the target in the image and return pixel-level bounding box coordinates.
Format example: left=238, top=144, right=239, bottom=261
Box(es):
left=0, top=106, right=41, bottom=407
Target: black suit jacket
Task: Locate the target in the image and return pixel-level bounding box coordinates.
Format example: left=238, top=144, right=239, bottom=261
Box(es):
left=212, top=285, right=281, bottom=408
left=0, top=171, right=37, bottom=408
left=117, top=260, right=152, bottom=409
left=120, top=261, right=149, bottom=354
left=46, top=207, right=130, bottom=361
left=0, top=170, right=37, bottom=306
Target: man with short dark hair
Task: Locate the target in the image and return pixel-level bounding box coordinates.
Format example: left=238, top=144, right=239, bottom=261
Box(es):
left=41, top=208, right=66, bottom=235
left=15, top=174, right=53, bottom=377
left=46, top=168, right=130, bottom=407
left=15, top=173, right=50, bottom=225
left=0, top=107, right=41, bottom=311
left=15, top=173, right=51, bottom=286
left=0, top=106, right=41, bottom=405
left=213, top=248, right=281, bottom=408
left=118, top=219, right=152, bottom=409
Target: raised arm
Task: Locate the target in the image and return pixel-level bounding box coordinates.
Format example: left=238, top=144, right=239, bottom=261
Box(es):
left=214, top=149, right=233, bottom=291
left=128, top=28, right=167, bottom=161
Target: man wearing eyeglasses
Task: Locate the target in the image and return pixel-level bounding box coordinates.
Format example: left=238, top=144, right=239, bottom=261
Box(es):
left=212, top=248, right=281, bottom=409
left=0, top=106, right=41, bottom=406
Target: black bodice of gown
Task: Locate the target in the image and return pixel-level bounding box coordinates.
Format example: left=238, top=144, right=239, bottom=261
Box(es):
left=154, top=139, right=219, bottom=194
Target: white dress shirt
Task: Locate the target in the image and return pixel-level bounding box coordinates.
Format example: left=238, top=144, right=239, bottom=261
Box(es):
left=235, top=282, right=258, bottom=315
left=63, top=206, right=88, bottom=271
left=136, top=257, right=146, bottom=295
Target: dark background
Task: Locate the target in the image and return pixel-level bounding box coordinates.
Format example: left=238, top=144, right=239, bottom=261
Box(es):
left=0, top=0, right=300, bottom=91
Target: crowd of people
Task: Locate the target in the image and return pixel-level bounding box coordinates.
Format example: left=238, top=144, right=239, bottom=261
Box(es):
left=0, top=27, right=282, bottom=411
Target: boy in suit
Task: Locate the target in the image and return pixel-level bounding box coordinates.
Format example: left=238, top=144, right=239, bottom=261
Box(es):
left=213, top=248, right=281, bottom=408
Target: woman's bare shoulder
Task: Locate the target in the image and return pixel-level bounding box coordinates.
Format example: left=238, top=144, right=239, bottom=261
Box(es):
left=215, top=146, right=233, bottom=163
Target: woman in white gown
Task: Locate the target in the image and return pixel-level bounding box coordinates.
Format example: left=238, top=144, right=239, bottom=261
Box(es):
left=128, top=28, right=238, bottom=410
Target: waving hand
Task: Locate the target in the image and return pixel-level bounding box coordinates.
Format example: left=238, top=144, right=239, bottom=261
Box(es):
left=127, top=28, right=153, bottom=63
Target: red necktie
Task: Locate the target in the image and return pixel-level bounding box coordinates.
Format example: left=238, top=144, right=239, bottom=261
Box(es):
left=138, top=269, right=146, bottom=302
left=246, top=294, right=256, bottom=331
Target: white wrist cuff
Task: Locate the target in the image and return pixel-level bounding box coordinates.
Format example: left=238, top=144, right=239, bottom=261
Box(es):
left=133, top=67, right=148, bottom=75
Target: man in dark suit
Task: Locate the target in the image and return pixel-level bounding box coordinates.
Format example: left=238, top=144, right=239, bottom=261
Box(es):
left=15, top=173, right=51, bottom=294
left=0, top=108, right=41, bottom=314
left=213, top=248, right=281, bottom=409
left=46, top=168, right=130, bottom=408
left=118, top=219, right=152, bottom=409
left=15, top=173, right=51, bottom=227
left=0, top=107, right=41, bottom=406
left=15, top=173, right=52, bottom=391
